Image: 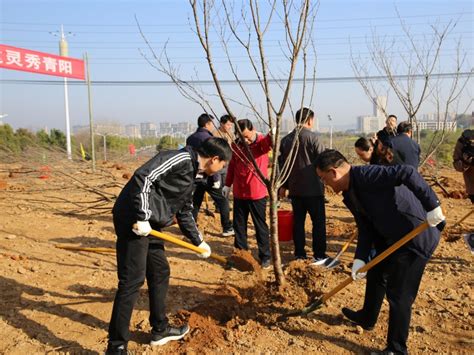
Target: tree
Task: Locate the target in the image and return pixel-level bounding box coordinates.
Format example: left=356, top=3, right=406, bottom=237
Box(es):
left=351, top=9, right=472, bottom=166
left=139, top=0, right=318, bottom=286
left=156, top=136, right=178, bottom=151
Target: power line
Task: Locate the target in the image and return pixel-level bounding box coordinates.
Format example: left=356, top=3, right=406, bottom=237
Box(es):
left=1, top=19, right=471, bottom=34
left=2, top=72, right=471, bottom=86
left=1, top=11, right=471, bottom=27
left=2, top=31, right=472, bottom=45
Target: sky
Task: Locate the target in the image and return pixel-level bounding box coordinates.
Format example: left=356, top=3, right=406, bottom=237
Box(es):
left=0, top=0, right=472, bottom=132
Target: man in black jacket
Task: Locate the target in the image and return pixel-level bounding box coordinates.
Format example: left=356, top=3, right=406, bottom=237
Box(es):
left=186, top=113, right=234, bottom=236
left=107, top=138, right=232, bottom=354
left=388, top=121, right=421, bottom=168
left=315, top=150, right=445, bottom=355
left=279, top=108, right=327, bottom=263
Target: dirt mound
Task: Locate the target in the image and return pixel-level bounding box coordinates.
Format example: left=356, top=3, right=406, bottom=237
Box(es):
left=172, top=310, right=226, bottom=352
left=229, top=249, right=261, bottom=273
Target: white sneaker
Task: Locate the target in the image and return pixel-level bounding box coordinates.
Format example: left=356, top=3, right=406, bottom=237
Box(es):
left=310, top=256, right=329, bottom=266
left=222, top=229, right=235, bottom=237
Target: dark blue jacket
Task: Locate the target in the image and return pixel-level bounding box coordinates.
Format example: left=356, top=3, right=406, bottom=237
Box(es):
left=342, top=165, right=440, bottom=261
left=185, top=127, right=220, bottom=184
left=186, top=127, right=213, bottom=149
left=389, top=134, right=421, bottom=168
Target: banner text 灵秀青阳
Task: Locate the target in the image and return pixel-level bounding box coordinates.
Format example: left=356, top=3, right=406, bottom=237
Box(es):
left=0, top=44, right=85, bottom=80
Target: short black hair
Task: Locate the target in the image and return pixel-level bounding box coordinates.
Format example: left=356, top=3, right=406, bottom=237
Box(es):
left=387, top=114, right=397, bottom=121
left=197, top=137, right=232, bottom=161
left=397, top=121, right=412, bottom=134
left=354, top=137, right=373, bottom=151
left=220, top=114, right=234, bottom=124
left=313, top=149, right=348, bottom=171
left=237, top=119, right=253, bottom=132
left=295, top=107, right=314, bottom=124
left=197, top=113, right=214, bottom=128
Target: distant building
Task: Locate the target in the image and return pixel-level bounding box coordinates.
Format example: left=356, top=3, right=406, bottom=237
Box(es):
left=125, top=124, right=141, bottom=138
left=357, top=115, right=385, bottom=134
left=140, top=122, right=158, bottom=138
left=414, top=119, right=457, bottom=132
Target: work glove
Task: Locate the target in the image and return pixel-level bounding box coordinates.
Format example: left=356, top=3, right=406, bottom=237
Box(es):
left=426, top=206, right=445, bottom=227
left=212, top=180, right=221, bottom=190
left=222, top=186, right=231, bottom=198
left=133, top=221, right=152, bottom=237
left=351, top=259, right=367, bottom=281
left=197, top=241, right=211, bottom=258
left=270, top=127, right=277, bottom=136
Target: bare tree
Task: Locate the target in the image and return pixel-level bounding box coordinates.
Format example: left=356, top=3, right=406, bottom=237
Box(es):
left=138, top=0, right=318, bottom=286
left=351, top=10, right=468, bottom=146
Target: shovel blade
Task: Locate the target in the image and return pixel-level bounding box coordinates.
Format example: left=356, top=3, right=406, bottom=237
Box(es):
left=277, top=297, right=324, bottom=321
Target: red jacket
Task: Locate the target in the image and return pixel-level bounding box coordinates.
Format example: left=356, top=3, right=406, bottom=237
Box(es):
left=225, top=133, right=272, bottom=200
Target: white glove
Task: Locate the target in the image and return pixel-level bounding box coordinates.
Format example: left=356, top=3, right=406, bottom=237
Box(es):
left=133, top=221, right=152, bottom=236
left=197, top=241, right=211, bottom=258
left=212, top=179, right=221, bottom=189
left=351, top=259, right=367, bottom=281
left=426, top=206, right=445, bottom=227
left=222, top=186, right=231, bottom=198
left=270, top=127, right=277, bottom=135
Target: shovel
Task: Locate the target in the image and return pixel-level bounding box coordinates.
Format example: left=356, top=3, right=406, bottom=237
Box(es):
left=325, top=232, right=358, bottom=269
left=279, top=221, right=431, bottom=320
left=146, top=228, right=235, bottom=269
left=203, top=192, right=215, bottom=217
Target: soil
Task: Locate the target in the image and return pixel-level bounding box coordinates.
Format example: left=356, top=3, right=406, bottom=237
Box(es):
left=0, top=158, right=472, bottom=354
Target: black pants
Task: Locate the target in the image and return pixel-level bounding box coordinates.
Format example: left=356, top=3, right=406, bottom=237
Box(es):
left=192, top=181, right=232, bottom=231
left=469, top=194, right=474, bottom=203
left=290, top=196, right=327, bottom=258
left=233, top=197, right=271, bottom=262
left=359, top=249, right=427, bottom=354
left=108, top=218, right=170, bottom=347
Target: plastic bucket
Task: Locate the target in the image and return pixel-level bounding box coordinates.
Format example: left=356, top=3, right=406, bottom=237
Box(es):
left=278, top=210, right=293, bottom=242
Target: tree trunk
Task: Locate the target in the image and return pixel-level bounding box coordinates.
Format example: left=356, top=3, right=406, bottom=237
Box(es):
left=268, top=188, right=285, bottom=286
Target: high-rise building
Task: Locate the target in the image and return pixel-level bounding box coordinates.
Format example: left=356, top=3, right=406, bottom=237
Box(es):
left=373, top=96, right=387, bottom=118
left=357, top=115, right=385, bottom=134
left=140, top=122, right=158, bottom=137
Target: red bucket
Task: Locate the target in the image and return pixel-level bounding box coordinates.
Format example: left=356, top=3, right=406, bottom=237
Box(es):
left=278, top=210, right=293, bottom=242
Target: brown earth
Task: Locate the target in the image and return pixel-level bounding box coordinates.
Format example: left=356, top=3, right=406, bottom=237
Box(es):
left=0, top=159, right=472, bottom=354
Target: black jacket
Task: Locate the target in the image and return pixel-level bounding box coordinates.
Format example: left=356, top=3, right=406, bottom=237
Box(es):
left=389, top=134, right=421, bottom=168
left=112, top=147, right=203, bottom=246
left=186, top=127, right=220, bottom=184
left=279, top=127, right=325, bottom=196
left=342, top=165, right=440, bottom=261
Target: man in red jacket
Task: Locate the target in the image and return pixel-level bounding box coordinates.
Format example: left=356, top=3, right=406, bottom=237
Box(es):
left=223, top=119, right=272, bottom=268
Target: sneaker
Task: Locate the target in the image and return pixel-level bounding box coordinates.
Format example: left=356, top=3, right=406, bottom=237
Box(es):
left=310, top=256, right=329, bottom=266
left=105, top=344, right=128, bottom=355
left=222, top=228, right=235, bottom=237
left=261, top=259, right=271, bottom=269
left=150, top=324, right=190, bottom=346
left=341, top=307, right=375, bottom=331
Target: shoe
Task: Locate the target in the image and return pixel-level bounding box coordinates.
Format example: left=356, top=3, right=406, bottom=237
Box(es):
left=310, top=256, right=329, bottom=266
left=150, top=324, right=190, bottom=346
left=222, top=228, right=235, bottom=237
left=105, top=344, right=128, bottom=355
left=341, top=307, right=375, bottom=331
left=261, top=259, right=271, bottom=269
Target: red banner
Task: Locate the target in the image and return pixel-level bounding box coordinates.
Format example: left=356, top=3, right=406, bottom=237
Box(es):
left=0, top=44, right=85, bottom=80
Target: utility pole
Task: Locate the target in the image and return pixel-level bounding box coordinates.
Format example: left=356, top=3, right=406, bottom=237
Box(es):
left=97, top=133, right=107, bottom=161
left=51, top=26, right=74, bottom=160
left=85, top=52, right=96, bottom=172
left=328, top=114, right=333, bottom=149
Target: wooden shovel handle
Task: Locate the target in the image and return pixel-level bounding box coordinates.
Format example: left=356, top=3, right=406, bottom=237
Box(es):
left=148, top=229, right=228, bottom=264
left=321, top=221, right=429, bottom=304
left=55, top=245, right=116, bottom=253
